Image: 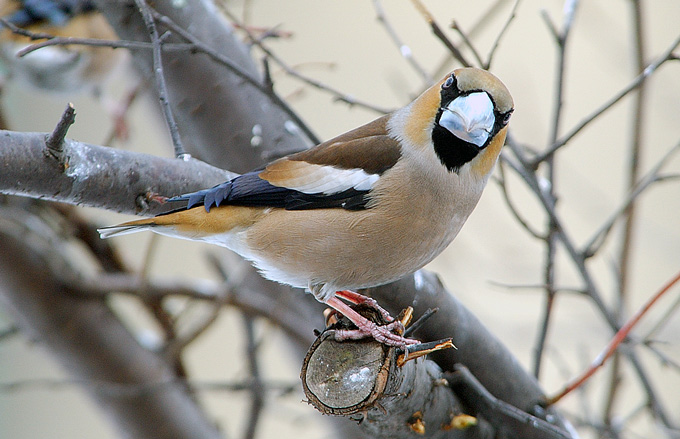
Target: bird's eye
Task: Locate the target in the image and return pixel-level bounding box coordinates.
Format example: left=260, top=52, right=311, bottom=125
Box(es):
left=501, top=109, right=514, bottom=126
left=442, top=75, right=455, bottom=89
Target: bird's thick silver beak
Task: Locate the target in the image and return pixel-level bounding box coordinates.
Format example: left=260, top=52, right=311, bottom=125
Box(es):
left=439, top=92, right=495, bottom=147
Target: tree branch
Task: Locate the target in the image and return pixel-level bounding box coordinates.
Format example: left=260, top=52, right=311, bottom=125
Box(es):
left=0, top=130, right=234, bottom=216
left=0, top=202, right=224, bottom=439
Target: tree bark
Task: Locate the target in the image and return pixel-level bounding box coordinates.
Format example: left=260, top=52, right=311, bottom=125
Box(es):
left=0, top=202, right=224, bottom=439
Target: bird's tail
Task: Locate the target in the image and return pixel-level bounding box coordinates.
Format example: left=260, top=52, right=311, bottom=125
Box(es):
left=97, top=218, right=158, bottom=239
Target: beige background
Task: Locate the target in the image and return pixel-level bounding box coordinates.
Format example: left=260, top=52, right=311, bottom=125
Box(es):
left=1, top=1, right=679, bottom=438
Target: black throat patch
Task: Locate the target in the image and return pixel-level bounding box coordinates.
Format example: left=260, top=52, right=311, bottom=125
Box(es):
left=431, top=123, right=480, bottom=173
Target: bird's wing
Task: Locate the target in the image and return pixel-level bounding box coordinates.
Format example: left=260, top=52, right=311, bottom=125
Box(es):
left=169, top=115, right=402, bottom=212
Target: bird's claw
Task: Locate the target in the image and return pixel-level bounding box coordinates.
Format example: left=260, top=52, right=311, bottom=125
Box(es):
left=332, top=319, right=419, bottom=347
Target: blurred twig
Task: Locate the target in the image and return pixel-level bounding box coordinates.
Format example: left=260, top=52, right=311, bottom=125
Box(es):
left=0, top=376, right=297, bottom=396
left=606, top=0, right=647, bottom=420
left=409, top=0, right=471, bottom=67
left=242, top=314, right=265, bottom=439
left=373, top=0, right=434, bottom=84
left=219, top=6, right=393, bottom=115
left=546, top=270, right=680, bottom=406
left=484, top=0, right=521, bottom=69
left=134, top=0, right=186, bottom=158
left=582, top=142, right=680, bottom=258
left=532, top=0, right=580, bottom=380
left=531, top=32, right=680, bottom=165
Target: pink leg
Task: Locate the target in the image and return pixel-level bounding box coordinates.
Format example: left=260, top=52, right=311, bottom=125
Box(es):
left=334, top=290, right=396, bottom=322
left=326, top=296, right=419, bottom=347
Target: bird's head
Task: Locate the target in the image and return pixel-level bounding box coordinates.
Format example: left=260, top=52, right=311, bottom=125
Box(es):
left=399, top=67, right=513, bottom=176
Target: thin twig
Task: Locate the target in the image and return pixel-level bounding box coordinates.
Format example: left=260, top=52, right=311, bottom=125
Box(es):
left=409, top=0, right=471, bottom=67
left=16, top=35, right=190, bottom=57
left=72, top=273, right=223, bottom=300
left=221, top=7, right=393, bottom=115
left=373, top=0, right=434, bottom=84
left=642, top=341, right=680, bottom=372
left=502, top=151, right=616, bottom=328
left=450, top=20, right=484, bottom=67
left=3, top=10, right=320, bottom=146
left=0, top=376, right=297, bottom=396
left=582, top=142, right=680, bottom=258
left=605, top=3, right=649, bottom=417
left=133, top=0, right=186, bottom=158
left=0, top=325, right=19, bottom=341
left=231, top=23, right=294, bottom=40
left=0, top=17, right=190, bottom=57
left=488, top=280, right=585, bottom=296
left=618, top=0, right=648, bottom=303
left=495, top=159, right=545, bottom=240
left=532, top=32, right=680, bottom=165
left=44, top=103, right=76, bottom=166
left=485, top=0, right=521, bottom=69
left=150, top=8, right=322, bottom=144
left=546, top=269, right=680, bottom=406
left=533, top=0, right=580, bottom=380
left=242, top=314, right=265, bottom=439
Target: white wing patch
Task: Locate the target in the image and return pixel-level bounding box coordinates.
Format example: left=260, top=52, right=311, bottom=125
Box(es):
left=269, top=162, right=380, bottom=195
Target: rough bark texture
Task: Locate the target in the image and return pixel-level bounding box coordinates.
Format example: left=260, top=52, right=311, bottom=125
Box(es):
left=0, top=131, right=233, bottom=215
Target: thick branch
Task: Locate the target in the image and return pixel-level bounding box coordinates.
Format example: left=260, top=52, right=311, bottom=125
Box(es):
left=0, top=204, right=223, bottom=439
left=364, top=272, right=575, bottom=437
left=94, top=0, right=311, bottom=173
left=0, top=130, right=233, bottom=215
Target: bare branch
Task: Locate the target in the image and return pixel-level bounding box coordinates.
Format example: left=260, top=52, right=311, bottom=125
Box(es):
left=450, top=20, right=485, bottom=67
left=373, top=0, right=434, bottom=84
left=0, top=204, right=224, bottom=439
left=0, top=376, right=297, bottom=396
left=220, top=6, right=393, bottom=115
left=546, top=270, right=680, bottom=406
left=134, top=0, right=186, bottom=158
left=44, top=103, right=76, bottom=166
left=448, top=365, right=572, bottom=439
left=14, top=33, right=191, bottom=55
left=532, top=33, right=680, bottom=164
left=95, top=0, right=313, bottom=172
left=242, top=314, right=265, bottom=439
left=485, top=0, right=521, bottom=69
left=151, top=7, right=321, bottom=146
left=533, top=0, right=581, bottom=379
left=582, top=142, right=680, bottom=258
left=494, top=159, right=545, bottom=240
left=409, top=0, right=471, bottom=67
left=0, top=130, right=234, bottom=216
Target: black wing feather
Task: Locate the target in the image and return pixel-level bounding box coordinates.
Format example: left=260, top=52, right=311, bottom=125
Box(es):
left=168, top=171, right=370, bottom=212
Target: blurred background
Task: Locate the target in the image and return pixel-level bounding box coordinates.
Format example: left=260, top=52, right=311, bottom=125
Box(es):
left=0, top=0, right=678, bottom=438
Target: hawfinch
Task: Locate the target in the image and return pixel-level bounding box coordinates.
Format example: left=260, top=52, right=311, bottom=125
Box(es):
left=99, top=67, right=514, bottom=347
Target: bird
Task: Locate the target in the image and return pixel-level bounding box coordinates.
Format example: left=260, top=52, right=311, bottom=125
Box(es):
left=99, top=67, right=514, bottom=347
left=0, top=0, right=119, bottom=93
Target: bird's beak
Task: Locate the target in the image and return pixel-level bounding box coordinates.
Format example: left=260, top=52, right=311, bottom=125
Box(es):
left=439, top=92, right=495, bottom=147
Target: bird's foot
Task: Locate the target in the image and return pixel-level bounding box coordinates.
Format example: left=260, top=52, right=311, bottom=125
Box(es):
left=326, top=295, right=419, bottom=348
left=334, top=290, right=396, bottom=323
left=333, top=320, right=419, bottom=347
